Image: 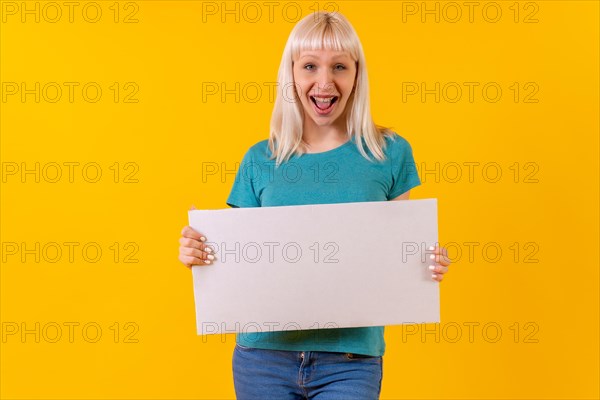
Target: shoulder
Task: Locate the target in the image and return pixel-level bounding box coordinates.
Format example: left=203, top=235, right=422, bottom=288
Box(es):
left=242, top=139, right=271, bottom=161
left=384, top=131, right=411, bottom=146
left=382, top=131, right=414, bottom=157
left=248, top=139, right=269, bottom=153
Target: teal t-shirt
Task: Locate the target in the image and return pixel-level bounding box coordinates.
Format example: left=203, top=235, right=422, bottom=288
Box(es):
left=226, top=132, right=421, bottom=356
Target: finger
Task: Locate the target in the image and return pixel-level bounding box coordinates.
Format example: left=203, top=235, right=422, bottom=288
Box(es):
left=179, top=252, right=213, bottom=267
left=438, top=246, right=448, bottom=258
left=428, top=264, right=449, bottom=274
left=181, top=225, right=207, bottom=242
left=178, top=254, right=192, bottom=268
left=179, top=237, right=214, bottom=253
left=438, top=254, right=451, bottom=266
left=431, top=245, right=448, bottom=258
left=180, top=246, right=216, bottom=262
left=432, top=252, right=451, bottom=266
left=179, top=254, right=211, bottom=268
left=429, top=252, right=451, bottom=266
left=431, top=273, right=443, bottom=282
left=179, top=254, right=197, bottom=268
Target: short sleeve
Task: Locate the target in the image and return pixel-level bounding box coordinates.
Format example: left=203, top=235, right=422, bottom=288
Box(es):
left=226, top=148, right=261, bottom=208
left=387, top=135, right=421, bottom=200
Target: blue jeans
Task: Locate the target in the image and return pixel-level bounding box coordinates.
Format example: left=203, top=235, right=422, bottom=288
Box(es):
left=232, top=344, right=383, bottom=399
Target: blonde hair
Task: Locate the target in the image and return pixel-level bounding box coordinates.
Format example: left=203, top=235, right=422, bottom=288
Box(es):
left=268, top=11, right=395, bottom=166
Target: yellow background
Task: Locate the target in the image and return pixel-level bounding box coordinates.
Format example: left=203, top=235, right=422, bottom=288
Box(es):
left=1, top=1, right=598, bottom=399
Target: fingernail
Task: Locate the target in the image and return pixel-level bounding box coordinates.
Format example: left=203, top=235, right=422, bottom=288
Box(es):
left=428, top=246, right=435, bottom=251
left=432, top=274, right=437, bottom=279
left=428, top=265, right=435, bottom=270
left=207, top=254, right=215, bottom=260
left=200, top=236, right=206, bottom=242
left=429, top=254, right=435, bottom=260
left=204, top=260, right=211, bottom=264
left=205, top=247, right=213, bottom=253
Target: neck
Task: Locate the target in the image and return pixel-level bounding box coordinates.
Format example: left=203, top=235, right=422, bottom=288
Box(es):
left=302, top=120, right=348, bottom=147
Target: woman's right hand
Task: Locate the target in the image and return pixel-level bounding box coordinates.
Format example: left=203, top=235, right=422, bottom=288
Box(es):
left=179, top=225, right=215, bottom=269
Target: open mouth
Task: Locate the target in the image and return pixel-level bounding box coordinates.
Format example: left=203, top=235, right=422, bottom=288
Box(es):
left=310, top=96, right=339, bottom=113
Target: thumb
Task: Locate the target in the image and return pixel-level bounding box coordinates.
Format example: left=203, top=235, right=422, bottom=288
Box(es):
left=190, top=204, right=197, bottom=211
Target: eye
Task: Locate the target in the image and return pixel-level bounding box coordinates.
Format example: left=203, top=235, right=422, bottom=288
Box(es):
left=304, top=64, right=315, bottom=71
left=335, top=64, right=346, bottom=70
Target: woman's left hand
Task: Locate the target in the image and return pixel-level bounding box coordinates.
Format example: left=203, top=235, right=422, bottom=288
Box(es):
left=428, top=245, right=451, bottom=282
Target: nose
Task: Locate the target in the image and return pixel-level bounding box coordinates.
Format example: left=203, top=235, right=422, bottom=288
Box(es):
left=315, top=69, right=335, bottom=93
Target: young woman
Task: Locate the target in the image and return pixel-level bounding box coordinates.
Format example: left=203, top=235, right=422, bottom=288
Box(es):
left=179, top=11, right=451, bottom=400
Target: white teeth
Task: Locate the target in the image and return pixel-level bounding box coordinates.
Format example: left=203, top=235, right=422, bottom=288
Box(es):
left=312, top=96, right=335, bottom=104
